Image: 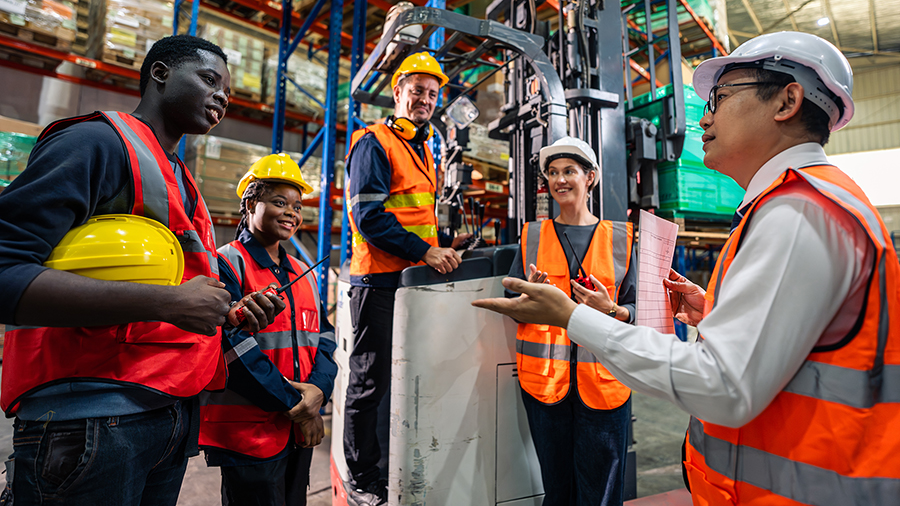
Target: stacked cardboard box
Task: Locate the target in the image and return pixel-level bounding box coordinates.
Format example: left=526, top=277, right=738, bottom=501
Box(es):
left=101, top=0, right=172, bottom=69
left=201, top=21, right=266, bottom=101
left=264, top=53, right=327, bottom=118
left=185, top=135, right=323, bottom=217
left=0, top=0, right=76, bottom=51
left=71, top=0, right=104, bottom=57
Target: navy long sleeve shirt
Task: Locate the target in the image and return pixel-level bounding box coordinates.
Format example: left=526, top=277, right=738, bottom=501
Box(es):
left=347, top=132, right=450, bottom=287
left=206, top=230, right=337, bottom=466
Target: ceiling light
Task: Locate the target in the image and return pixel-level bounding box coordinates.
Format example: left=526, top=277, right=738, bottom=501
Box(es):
left=817, top=17, right=830, bottom=26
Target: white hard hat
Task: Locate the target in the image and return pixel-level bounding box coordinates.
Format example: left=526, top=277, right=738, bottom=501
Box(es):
left=539, top=136, right=600, bottom=190
left=693, top=31, right=854, bottom=131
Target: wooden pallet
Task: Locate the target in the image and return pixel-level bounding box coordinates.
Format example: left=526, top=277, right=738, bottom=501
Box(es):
left=232, top=87, right=262, bottom=103
left=0, top=20, right=74, bottom=52
left=0, top=45, right=61, bottom=71
left=101, top=48, right=143, bottom=71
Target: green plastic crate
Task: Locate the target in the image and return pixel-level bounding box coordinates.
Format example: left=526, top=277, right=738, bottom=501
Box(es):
left=657, top=160, right=743, bottom=218
left=627, top=83, right=707, bottom=128
left=0, top=131, right=38, bottom=184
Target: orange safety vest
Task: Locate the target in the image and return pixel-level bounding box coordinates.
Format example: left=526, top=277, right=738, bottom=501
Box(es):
left=345, top=123, right=439, bottom=276
left=516, top=219, right=633, bottom=410
left=1, top=111, right=226, bottom=415
left=200, top=241, right=321, bottom=459
left=683, top=166, right=900, bottom=505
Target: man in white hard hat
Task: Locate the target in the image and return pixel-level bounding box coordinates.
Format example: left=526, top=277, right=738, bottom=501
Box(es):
left=474, top=32, right=900, bottom=505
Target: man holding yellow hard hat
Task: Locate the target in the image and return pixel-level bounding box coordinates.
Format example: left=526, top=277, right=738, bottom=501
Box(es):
left=342, top=52, right=471, bottom=505
left=0, top=35, right=282, bottom=505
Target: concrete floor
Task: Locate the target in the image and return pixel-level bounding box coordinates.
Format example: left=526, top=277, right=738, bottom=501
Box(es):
left=0, top=390, right=687, bottom=505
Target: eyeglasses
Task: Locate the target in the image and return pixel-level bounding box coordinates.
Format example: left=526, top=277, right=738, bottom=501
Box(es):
left=703, top=82, right=772, bottom=116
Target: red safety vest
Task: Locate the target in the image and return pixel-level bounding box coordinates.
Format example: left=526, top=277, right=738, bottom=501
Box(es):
left=199, top=240, right=321, bottom=459
left=684, top=166, right=900, bottom=505
left=1, top=111, right=225, bottom=415
left=346, top=123, right=438, bottom=276
left=516, top=219, right=634, bottom=410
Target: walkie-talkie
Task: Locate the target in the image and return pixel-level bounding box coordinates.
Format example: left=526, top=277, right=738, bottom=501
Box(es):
left=562, top=232, right=595, bottom=291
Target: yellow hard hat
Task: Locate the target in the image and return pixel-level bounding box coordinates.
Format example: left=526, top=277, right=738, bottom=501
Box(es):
left=44, top=214, right=184, bottom=286
left=391, top=52, right=449, bottom=89
left=237, top=153, right=314, bottom=198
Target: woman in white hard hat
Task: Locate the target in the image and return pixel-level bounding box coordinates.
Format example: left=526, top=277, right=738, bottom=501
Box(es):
left=199, top=153, right=337, bottom=506
left=506, top=136, right=637, bottom=506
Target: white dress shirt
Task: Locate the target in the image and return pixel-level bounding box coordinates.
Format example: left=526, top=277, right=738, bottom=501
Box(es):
left=566, top=143, right=873, bottom=427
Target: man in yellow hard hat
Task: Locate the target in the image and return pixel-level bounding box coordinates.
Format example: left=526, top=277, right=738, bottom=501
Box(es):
left=342, top=52, right=471, bottom=505
left=0, top=35, right=282, bottom=504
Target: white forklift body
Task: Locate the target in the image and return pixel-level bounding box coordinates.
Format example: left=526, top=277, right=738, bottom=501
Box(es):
left=330, top=256, right=544, bottom=505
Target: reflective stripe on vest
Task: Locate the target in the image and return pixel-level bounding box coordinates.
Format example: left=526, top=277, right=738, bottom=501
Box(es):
left=200, top=239, right=321, bottom=459
left=352, top=224, right=438, bottom=247
left=346, top=124, right=439, bottom=276
left=686, top=166, right=900, bottom=505
left=515, top=219, right=633, bottom=410
left=688, top=417, right=900, bottom=505
left=0, top=111, right=224, bottom=415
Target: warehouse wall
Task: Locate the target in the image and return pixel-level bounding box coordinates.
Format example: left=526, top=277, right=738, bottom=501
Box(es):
left=827, top=62, right=900, bottom=156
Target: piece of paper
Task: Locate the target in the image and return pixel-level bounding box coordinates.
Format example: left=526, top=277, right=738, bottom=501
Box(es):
left=636, top=210, right=679, bottom=333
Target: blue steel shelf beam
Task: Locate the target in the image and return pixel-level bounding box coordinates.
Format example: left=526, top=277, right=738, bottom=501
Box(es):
left=316, top=0, right=344, bottom=305
left=173, top=0, right=200, bottom=161
left=340, top=0, right=369, bottom=268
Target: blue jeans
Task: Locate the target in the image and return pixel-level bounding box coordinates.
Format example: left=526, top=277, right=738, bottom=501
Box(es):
left=521, top=389, right=631, bottom=506
left=9, top=401, right=192, bottom=506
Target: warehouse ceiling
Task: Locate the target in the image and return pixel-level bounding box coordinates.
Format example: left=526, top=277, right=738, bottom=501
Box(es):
left=725, top=0, right=900, bottom=65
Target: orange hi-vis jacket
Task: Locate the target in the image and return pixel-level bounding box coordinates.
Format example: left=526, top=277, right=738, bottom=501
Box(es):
left=199, top=241, right=321, bottom=459
left=683, top=166, right=900, bottom=505
left=516, top=219, right=634, bottom=410
left=346, top=123, right=438, bottom=277
left=1, top=111, right=225, bottom=415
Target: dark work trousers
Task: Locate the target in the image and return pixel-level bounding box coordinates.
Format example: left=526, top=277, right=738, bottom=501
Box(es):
left=9, top=401, right=193, bottom=506
left=521, top=390, right=631, bottom=506
left=343, top=286, right=396, bottom=488
left=220, top=446, right=314, bottom=506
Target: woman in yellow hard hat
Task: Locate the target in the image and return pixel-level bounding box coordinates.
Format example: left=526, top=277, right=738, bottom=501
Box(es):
left=199, top=153, right=337, bottom=506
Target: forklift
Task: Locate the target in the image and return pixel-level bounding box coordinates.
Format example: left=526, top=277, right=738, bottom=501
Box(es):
left=331, top=1, right=687, bottom=504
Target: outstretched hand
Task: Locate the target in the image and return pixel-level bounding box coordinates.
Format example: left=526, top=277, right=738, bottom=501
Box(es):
left=662, top=268, right=705, bottom=326
left=472, top=277, right=577, bottom=328
left=571, top=275, right=617, bottom=315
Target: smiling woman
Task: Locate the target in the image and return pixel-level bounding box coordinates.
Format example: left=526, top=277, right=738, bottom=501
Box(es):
left=200, top=152, right=338, bottom=505
left=501, top=135, right=638, bottom=505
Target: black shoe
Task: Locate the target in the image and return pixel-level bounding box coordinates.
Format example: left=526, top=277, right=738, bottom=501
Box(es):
left=346, top=479, right=387, bottom=506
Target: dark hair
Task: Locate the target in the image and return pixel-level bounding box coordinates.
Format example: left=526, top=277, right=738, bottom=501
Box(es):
left=751, top=68, right=832, bottom=146
left=140, top=35, right=228, bottom=96
left=235, top=180, right=277, bottom=240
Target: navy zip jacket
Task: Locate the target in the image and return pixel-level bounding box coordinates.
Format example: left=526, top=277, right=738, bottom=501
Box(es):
left=347, top=132, right=451, bottom=288
left=206, top=229, right=337, bottom=466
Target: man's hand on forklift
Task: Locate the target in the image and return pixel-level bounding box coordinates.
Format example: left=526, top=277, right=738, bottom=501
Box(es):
left=450, top=233, right=473, bottom=250
left=226, top=283, right=287, bottom=332
left=422, top=246, right=462, bottom=275
left=284, top=381, right=324, bottom=423
left=472, top=277, right=577, bottom=328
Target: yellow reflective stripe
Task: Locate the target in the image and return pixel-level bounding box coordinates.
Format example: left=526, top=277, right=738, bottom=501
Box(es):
left=353, top=225, right=437, bottom=246
left=383, top=192, right=435, bottom=209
